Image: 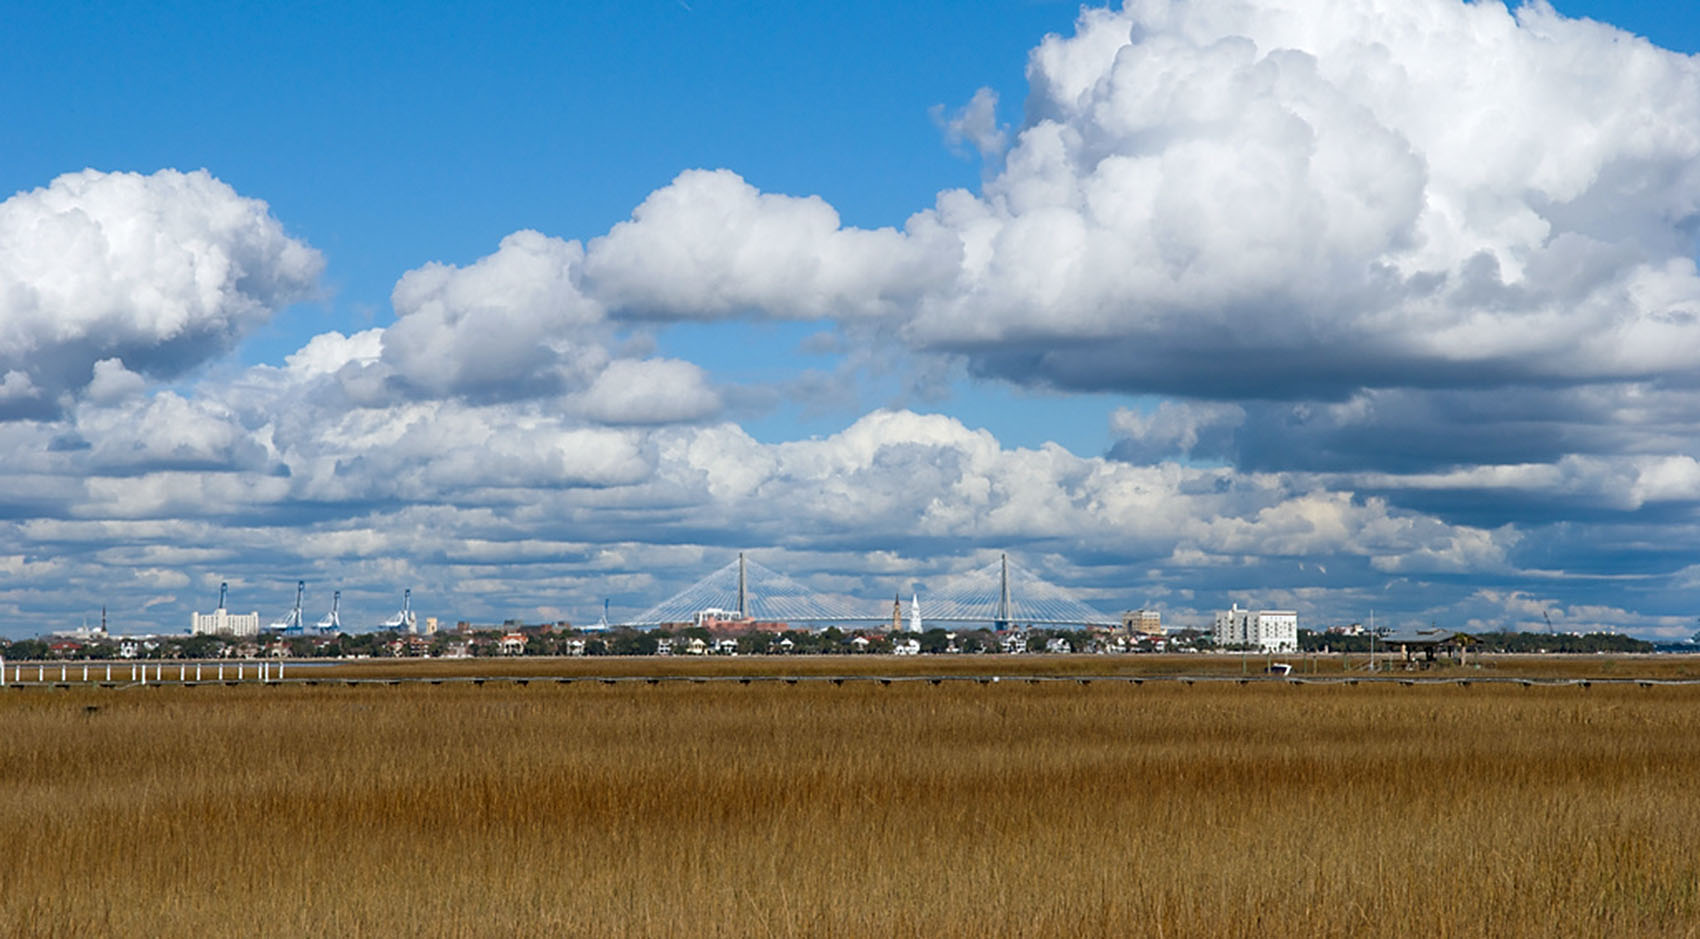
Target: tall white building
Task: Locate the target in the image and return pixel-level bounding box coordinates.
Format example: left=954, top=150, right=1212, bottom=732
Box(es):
left=191, top=607, right=261, bottom=637
left=1213, top=604, right=1298, bottom=652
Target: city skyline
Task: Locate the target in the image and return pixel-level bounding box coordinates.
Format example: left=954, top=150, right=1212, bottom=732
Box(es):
left=3, top=0, right=1700, bottom=638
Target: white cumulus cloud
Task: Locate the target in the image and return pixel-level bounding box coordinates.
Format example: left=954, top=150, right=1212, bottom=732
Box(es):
left=0, top=169, right=322, bottom=415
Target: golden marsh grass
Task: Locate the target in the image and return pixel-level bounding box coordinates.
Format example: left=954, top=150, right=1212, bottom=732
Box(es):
left=290, top=650, right=1700, bottom=681
left=3, top=680, right=1698, bottom=936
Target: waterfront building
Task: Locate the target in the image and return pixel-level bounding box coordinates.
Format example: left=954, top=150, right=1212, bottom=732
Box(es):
left=1213, top=604, right=1298, bottom=652
left=1121, top=609, right=1163, bottom=636
left=191, top=607, right=260, bottom=638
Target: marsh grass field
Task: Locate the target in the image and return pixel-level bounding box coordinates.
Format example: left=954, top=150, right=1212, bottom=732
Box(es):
left=4, top=660, right=1700, bottom=936
left=264, top=650, right=1700, bottom=681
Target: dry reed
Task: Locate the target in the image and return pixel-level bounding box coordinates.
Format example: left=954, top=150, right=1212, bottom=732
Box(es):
left=2, top=680, right=1697, bottom=937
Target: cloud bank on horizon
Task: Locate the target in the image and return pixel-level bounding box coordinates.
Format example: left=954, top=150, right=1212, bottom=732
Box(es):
left=2, top=0, right=1698, bottom=638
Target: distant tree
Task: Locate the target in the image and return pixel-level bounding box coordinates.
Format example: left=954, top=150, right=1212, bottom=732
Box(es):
left=609, top=629, right=658, bottom=656
left=735, top=633, right=769, bottom=655
left=6, top=639, right=48, bottom=660
left=918, top=629, right=952, bottom=654
left=178, top=634, right=225, bottom=660
left=1471, top=631, right=1651, bottom=654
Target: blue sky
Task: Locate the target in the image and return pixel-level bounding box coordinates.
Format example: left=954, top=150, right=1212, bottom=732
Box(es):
left=2, top=0, right=1699, bottom=637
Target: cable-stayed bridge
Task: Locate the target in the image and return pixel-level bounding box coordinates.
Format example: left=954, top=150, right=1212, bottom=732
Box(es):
left=617, top=552, right=1118, bottom=629
left=921, top=554, right=1119, bottom=628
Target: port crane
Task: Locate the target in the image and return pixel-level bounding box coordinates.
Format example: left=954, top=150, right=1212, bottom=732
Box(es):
left=270, top=580, right=304, bottom=631
left=316, top=590, right=342, bottom=632
left=382, top=589, right=416, bottom=633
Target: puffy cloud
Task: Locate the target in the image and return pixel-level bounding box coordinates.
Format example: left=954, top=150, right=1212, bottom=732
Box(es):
left=582, top=169, right=960, bottom=321
left=284, top=329, right=383, bottom=378
left=0, top=345, right=1544, bottom=633
left=933, top=87, right=1009, bottom=160
left=85, top=359, right=147, bottom=404
left=1463, top=588, right=1695, bottom=639
left=359, top=233, right=728, bottom=425
left=1109, top=400, right=1245, bottom=462
left=383, top=230, right=605, bottom=400
left=0, top=169, right=322, bottom=414
left=1101, top=383, right=1700, bottom=532
left=74, top=391, right=275, bottom=476
left=637, top=408, right=1512, bottom=577
left=576, top=358, right=721, bottom=425
left=907, top=0, right=1700, bottom=398
left=551, top=2, right=1700, bottom=405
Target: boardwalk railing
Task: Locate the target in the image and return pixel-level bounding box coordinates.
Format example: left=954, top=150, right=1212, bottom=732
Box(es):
left=0, top=658, right=287, bottom=687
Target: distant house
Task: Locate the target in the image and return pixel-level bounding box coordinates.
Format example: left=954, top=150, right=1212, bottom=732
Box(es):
left=713, top=638, right=739, bottom=655
left=685, top=637, right=709, bottom=656
left=893, top=638, right=920, bottom=656
left=1000, top=632, right=1027, bottom=655
left=773, top=636, right=795, bottom=654
left=48, top=640, right=82, bottom=658
left=849, top=635, right=871, bottom=653
left=499, top=633, right=526, bottom=656
left=385, top=636, right=431, bottom=657
left=444, top=640, right=472, bottom=659
left=564, top=639, right=586, bottom=656
left=656, top=638, right=674, bottom=656
left=1045, top=636, right=1072, bottom=654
